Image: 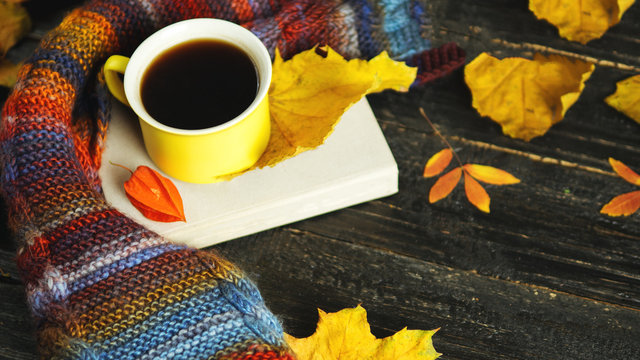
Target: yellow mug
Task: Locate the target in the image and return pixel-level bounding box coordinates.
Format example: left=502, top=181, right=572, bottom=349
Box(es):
left=103, top=18, right=271, bottom=183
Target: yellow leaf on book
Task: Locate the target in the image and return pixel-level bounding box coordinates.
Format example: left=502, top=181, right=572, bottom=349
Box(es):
left=465, top=52, right=594, bottom=141
left=529, top=0, right=635, bottom=44
left=284, top=305, right=440, bottom=360
left=219, top=46, right=416, bottom=179
left=605, top=74, right=640, bottom=124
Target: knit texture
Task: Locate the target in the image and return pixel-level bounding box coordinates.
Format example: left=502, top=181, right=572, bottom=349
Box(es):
left=0, top=0, right=464, bottom=359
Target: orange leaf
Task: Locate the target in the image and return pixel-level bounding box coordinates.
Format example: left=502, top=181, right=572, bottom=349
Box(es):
left=464, top=172, right=490, bottom=213
left=429, top=167, right=461, bottom=203
left=600, top=191, right=640, bottom=217
left=608, top=158, right=640, bottom=186
left=463, top=164, right=520, bottom=185
left=424, top=148, right=453, bottom=178
left=124, top=165, right=186, bottom=222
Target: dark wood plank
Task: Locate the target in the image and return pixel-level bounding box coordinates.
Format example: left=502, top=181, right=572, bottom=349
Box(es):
left=216, top=228, right=640, bottom=360
left=0, top=248, right=37, bottom=360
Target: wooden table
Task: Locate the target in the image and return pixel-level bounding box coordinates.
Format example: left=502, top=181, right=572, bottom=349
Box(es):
left=2, top=1, right=639, bottom=359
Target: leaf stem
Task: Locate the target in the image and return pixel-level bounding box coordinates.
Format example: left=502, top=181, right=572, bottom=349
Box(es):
left=109, top=161, right=134, bottom=175
left=419, top=107, right=465, bottom=169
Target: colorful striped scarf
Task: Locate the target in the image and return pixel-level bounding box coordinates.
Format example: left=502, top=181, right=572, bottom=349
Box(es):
left=0, top=0, right=464, bottom=358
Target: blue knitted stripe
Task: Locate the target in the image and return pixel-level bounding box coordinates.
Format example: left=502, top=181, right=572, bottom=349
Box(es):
left=220, top=278, right=284, bottom=345
left=146, top=316, right=253, bottom=360
left=100, top=286, right=233, bottom=359
left=380, top=0, right=430, bottom=58
left=69, top=244, right=188, bottom=294
left=351, top=0, right=381, bottom=58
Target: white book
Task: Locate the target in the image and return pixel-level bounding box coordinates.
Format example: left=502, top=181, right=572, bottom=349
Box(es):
left=99, top=97, right=398, bottom=248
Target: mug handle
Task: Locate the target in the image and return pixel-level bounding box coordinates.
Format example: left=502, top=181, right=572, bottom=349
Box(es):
left=103, top=55, right=130, bottom=106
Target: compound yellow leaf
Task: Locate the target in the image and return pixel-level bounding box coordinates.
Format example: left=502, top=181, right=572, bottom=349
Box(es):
left=465, top=52, right=594, bottom=141
left=605, top=74, right=640, bottom=124
left=284, top=305, right=440, bottom=360
left=464, top=172, right=491, bottom=213
left=424, top=148, right=453, bottom=178
left=529, top=0, right=635, bottom=44
left=429, top=167, right=462, bottom=203
left=463, top=164, right=520, bottom=185
left=601, top=190, right=640, bottom=216
left=608, top=158, right=640, bottom=185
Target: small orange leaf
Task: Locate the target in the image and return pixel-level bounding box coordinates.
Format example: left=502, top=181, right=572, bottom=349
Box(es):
left=463, top=164, right=520, bottom=185
left=464, top=172, right=490, bottom=213
left=123, top=165, right=186, bottom=222
left=609, top=158, right=640, bottom=186
left=429, top=167, right=461, bottom=203
left=424, top=148, right=453, bottom=178
left=600, top=191, right=640, bottom=217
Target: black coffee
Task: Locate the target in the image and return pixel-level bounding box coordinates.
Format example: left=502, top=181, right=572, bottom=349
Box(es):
left=141, top=39, right=258, bottom=130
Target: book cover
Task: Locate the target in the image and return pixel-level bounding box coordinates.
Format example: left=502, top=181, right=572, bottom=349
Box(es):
left=99, top=97, right=398, bottom=248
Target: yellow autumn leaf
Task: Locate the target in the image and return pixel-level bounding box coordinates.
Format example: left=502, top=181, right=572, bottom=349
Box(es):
left=465, top=52, right=594, bottom=141
left=605, top=74, right=640, bottom=124
left=216, top=46, right=416, bottom=180
left=0, top=0, right=31, bottom=56
left=0, top=58, right=19, bottom=87
left=284, top=305, right=440, bottom=360
left=529, top=0, right=635, bottom=44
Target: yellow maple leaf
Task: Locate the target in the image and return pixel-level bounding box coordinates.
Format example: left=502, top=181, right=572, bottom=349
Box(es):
left=605, top=74, right=640, bottom=124
left=284, top=305, right=440, bottom=360
left=0, top=0, right=31, bottom=56
left=219, top=46, right=416, bottom=179
left=465, top=52, right=594, bottom=141
left=529, top=0, right=635, bottom=44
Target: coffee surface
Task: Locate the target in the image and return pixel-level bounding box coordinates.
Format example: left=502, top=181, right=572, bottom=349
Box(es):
left=141, top=39, right=258, bottom=130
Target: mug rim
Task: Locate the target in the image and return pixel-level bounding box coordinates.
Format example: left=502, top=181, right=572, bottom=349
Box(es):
left=123, top=18, right=272, bottom=136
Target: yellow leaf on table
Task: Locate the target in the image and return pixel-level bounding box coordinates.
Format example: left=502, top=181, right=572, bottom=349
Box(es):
left=284, top=305, right=440, bottom=360
left=0, top=1, right=31, bottom=56
left=465, top=52, right=594, bottom=141
left=529, top=0, right=635, bottom=44
left=218, top=46, right=416, bottom=179
left=605, top=74, right=640, bottom=124
left=0, top=58, right=19, bottom=87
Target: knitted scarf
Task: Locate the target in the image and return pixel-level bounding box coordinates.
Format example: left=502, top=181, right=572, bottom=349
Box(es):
left=0, top=0, right=464, bottom=358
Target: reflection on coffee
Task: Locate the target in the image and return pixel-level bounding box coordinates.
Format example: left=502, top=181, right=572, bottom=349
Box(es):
left=141, top=39, right=258, bottom=130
